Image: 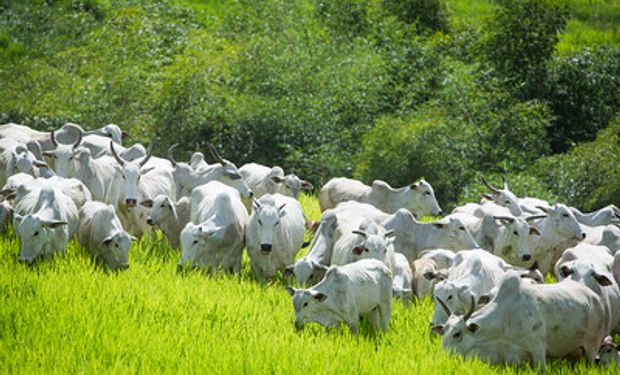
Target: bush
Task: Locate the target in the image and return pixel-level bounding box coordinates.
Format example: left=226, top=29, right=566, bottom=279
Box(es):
left=543, top=47, right=620, bottom=152
left=381, top=0, right=449, bottom=34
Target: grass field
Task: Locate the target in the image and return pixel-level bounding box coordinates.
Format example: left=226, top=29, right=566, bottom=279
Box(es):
left=0, top=194, right=613, bottom=374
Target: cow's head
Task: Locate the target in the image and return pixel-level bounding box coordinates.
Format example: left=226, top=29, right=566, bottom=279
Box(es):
left=481, top=176, right=522, bottom=217
left=206, top=143, right=253, bottom=199
left=493, top=216, right=539, bottom=263
left=141, top=195, right=176, bottom=226
left=595, top=337, right=620, bottom=366
left=537, top=204, right=585, bottom=241
left=433, top=218, right=479, bottom=250
left=190, top=151, right=207, bottom=170
left=350, top=225, right=395, bottom=264
left=286, top=285, right=330, bottom=330
left=13, top=213, right=67, bottom=264
left=85, top=124, right=129, bottom=144
left=251, top=198, right=286, bottom=254
left=99, top=231, right=132, bottom=270
left=431, top=295, right=480, bottom=356
left=111, top=141, right=154, bottom=209
left=432, top=280, right=477, bottom=325
left=272, top=173, right=314, bottom=199
left=407, top=179, right=442, bottom=217
left=558, top=261, right=614, bottom=291
left=178, top=221, right=224, bottom=268
left=285, top=257, right=328, bottom=287
left=12, top=144, right=45, bottom=176
left=43, top=131, right=82, bottom=177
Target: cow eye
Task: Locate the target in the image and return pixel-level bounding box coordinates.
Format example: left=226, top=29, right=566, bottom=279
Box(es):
left=513, top=231, right=519, bottom=236
left=562, top=213, right=569, bottom=218
left=115, top=244, right=119, bottom=248
left=447, top=295, right=452, bottom=300
left=69, top=156, right=73, bottom=160
left=505, top=200, right=510, bottom=205
left=192, top=240, right=198, bottom=245
left=459, top=227, right=465, bottom=231
left=424, top=191, right=431, bottom=195
left=303, top=302, right=308, bottom=308
left=33, top=231, right=39, bottom=236
left=160, top=204, right=166, bottom=208
left=275, top=221, right=280, bottom=226
left=258, top=220, right=263, bottom=225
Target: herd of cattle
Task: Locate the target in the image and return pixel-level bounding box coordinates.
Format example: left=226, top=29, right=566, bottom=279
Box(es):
left=1, top=122, right=620, bottom=370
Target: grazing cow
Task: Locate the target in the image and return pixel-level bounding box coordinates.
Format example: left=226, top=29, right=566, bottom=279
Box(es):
left=141, top=195, right=190, bottom=249
left=431, top=252, right=506, bottom=325
left=77, top=201, right=133, bottom=270
left=571, top=205, right=620, bottom=227
left=179, top=181, right=247, bottom=273
left=529, top=204, right=585, bottom=274
left=168, top=143, right=253, bottom=199
left=432, top=271, right=607, bottom=371
left=381, top=209, right=479, bottom=262
left=287, top=201, right=389, bottom=286
left=3, top=174, right=92, bottom=210
left=286, top=258, right=392, bottom=334
left=239, top=162, right=313, bottom=200
left=319, top=177, right=442, bottom=217
left=246, top=193, right=306, bottom=280
left=596, top=337, right=620, bottom=367
left=110, top=142, right=176, bottom=236
left=12, top=185, right=78, bottom=264
left=555, top=243, right=620, bottom=334
left=392, top=252, right=413, bottom=305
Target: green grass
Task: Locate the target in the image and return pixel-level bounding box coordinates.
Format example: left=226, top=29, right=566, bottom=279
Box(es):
left=0, top=194, right=612, bottom=373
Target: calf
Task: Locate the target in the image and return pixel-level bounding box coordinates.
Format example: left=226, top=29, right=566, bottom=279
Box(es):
left=141, top=195, right=190, bottom=249
left=286, top=258, right=392, bottom=334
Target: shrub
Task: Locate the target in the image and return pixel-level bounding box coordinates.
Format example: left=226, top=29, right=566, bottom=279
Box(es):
left=381, top=0, right=449, bottom=34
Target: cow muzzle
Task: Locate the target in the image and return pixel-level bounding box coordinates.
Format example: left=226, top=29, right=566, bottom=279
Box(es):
left=521, top=254, right=531, bottom=261
left=125, top=199, right=137, bottom=208
left=147, top=218, right=154, bottom=225
left=260, top=243, right=272, bottom=254
left=18, top=256, right=36, bottom=265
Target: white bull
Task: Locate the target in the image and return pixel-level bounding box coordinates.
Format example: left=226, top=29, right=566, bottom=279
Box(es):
left=319, top=177, right=442, bottom=217
left=433, top=271, right=607, bottom=371
left=179, top=181, right=247, bottom=273
left=286, top=258, right=392, bottom=334
left=77, top=201, right=133, bottom=270
left=246, top=193, right=305, bottom=280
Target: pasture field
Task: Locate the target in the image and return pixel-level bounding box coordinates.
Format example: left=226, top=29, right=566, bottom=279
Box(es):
left=0, top=194, right=613, bottom=374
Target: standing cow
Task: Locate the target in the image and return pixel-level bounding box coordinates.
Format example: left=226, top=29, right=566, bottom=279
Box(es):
left=141, top=195, right=190, bottom=249
left=239, top=162, right=313, bottom=200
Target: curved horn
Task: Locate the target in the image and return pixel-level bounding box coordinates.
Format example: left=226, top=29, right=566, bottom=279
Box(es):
left=525, top=214, right=547, bottom=222
left=207, top=143, right=225, bottom=165
left=501, top=175, right=508, bottom=190
left=436, top=296, right=452, bottom=317
left=463, top=295, right=475, bottom=322
left=109, top=141, right=124, bottom=166
left=167, top=143, right=179, bottom=167
left=50, top=131, right=58, bottom=147
left=481, top=177, right=500, bottom=193
left=73, top=130, right=82, bottom=149
left=139, top=144, right=153, bottom=167
left=352, top=230, right=368, bottom=238
left=493, top=216, right=515, bottom=223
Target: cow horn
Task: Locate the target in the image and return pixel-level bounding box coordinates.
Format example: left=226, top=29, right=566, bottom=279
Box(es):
left=109, top=141, right=125, bottom=166
left=352, top=230, right=368, bottom=238
left=493, top=216, right=514, bottom=224
left=525, top=214, right=547, bottom=222
left=73, top=130, right=82, bottom=149
left=50, top=131, right=58, bottom=147
left=436, top=296, right=452, bottom=317
left=167, top=143, right=179, bottom=167
left=481, top=177, right=500, bottom=193
left=463, top=295, right=475, bottom=322
left=207, top=143, right=226, bottom=165
left=139, top=144, right=153, bottom=167
left=529, top=261, right=539, bottom=271
left=501, top=175, right=508, bottom=190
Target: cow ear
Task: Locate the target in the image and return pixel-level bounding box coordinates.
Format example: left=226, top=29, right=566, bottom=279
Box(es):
left=252, top=199, right=261, bottom=212
left=352, top=246, right=364, bottom=256
left=480, top=193, right=493, bottom=201
left=313, top=292, right=327, bottom=302
left=278, top=203, right=287, bottom=217
left=593, top=272, right=613, bottom=287
left=430, top=324, right=445, bottom=335
left=41, top=219, right=67, bottom=228
left=467, top=323, right=480, bottom=333
left=140, top=199, right=153, bottom=208
left=384, top=230, right=396, bottom=239
left=301, top=180, right=314, bottom=190
left=141, top=166, right=155, bottom=174
left=100, top=236, right=114, bottom=247
left=271, top=176, right=285, bottom=183
left=432, top=223, right=445, bottom=229
left=285, top=286, right=296, bottom=297
left=478, top=295, right=491, bottom=305
left=529, top=226, right=541, bottom=236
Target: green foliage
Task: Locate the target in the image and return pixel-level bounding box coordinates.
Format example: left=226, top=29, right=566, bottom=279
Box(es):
left=381, top=0, right=450, bottom=33
left=481, top=0, right=567, bottom=98
left=533, top=117, right=620, bottom=211
left=543, top=47, right=620, bottom=153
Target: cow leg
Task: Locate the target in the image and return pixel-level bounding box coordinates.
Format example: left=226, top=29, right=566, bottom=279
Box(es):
left=378, top=302, right=391, bottom=331
left=368, top=307, right=381, bottom=331
left=347, top=320, right=359, bottom=335
left=529, top=345, right=546, bottom=373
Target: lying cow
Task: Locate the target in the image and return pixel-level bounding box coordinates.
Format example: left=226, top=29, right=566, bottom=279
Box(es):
left=77, top=201, right=133, bottom=270
left=433, top=271, right=607, bottom=371
left=319, top=177, right=441, bottom=218
left=286, top=258, right=392, bottom=334
left=246, top=194, right=306, bottom=280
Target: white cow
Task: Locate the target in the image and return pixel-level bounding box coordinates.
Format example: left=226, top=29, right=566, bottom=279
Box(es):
left=555, top=243, right=620, bottom=334
left=392, top=252, right=413, bottom=305
left=77, top=201, right=133, bottom=270
left=73, top=149, right=119, bottom=202
left=3, top=174, right=92, bottom=210
left=179, top=181, right=247, bottom=273
left=239, top=162, right=313, bottom=200
left=319, top=177, right=442, bottom=217
left=432, top=271, right=607, bottom=371
left=287, top=201, right=389, bottom=287
left=431, top=251, right=506, bottom=325
left=246, top=193, right=305, bottom=280
left=0, top=137, right=46, bottom=186
left=110, top=142, right=175, bottom=236
left=596, top=337, right=620, bottom=367
left=0, top=199, right=13, bottom=233
left=168, top=143, right=252, bottom=199
left=571, top=205, right=620, bottom=226
left=412, top=256, right=449, bottom=298
left=529, top=204, right=585, bottom=274
left=581, top=224, right=620, bottom=252
left=286, top=258, right=392, bottom=334
left=330, top=221, right=396, bottom=272
left=381, top=209, right=479, bottom=262
left=12, top=185, right=78, bottom=264
left=190, top=151, right=209, bottom=170
left=140, top=195, right=190, bottom=249
left=41, top=130, right=83, bottom=177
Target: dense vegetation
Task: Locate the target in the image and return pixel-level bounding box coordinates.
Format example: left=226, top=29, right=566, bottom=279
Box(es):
left=0, top=0, right=618, bottom=210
